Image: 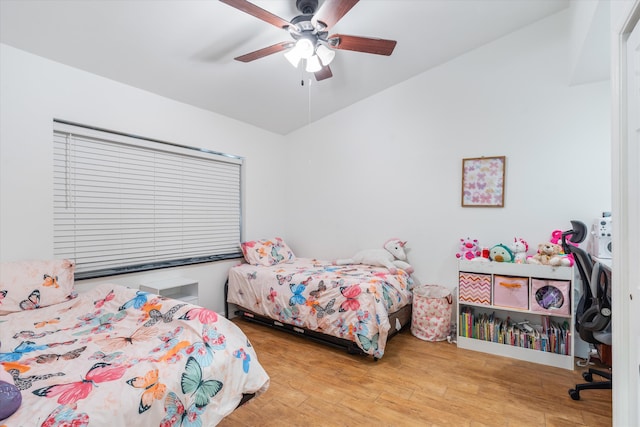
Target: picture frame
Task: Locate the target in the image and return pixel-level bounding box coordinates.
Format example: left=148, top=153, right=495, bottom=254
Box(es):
left=461, top=156, right=506, bottom=207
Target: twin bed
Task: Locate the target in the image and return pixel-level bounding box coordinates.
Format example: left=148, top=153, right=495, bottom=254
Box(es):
left=0, top=260, right=269, bottom=426
left=0, top=239, right=414, bottom=425
left=226, top=238, right=415, bottom=359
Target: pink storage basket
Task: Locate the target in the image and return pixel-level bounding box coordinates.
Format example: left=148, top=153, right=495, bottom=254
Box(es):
left=530, top=279, right=571, bottom=315
left=458, top=272, right=491, bottom=305
left=411, top=284, right=452, bottom=342
left=493, top=275, right=528, bottom=309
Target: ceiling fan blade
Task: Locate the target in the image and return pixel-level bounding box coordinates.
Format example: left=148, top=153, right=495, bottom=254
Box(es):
left=329, top=34, right=397, bottom=56
left=312, top=0, right=359, bottom=30
left=234, top=41, right=293, bottom=62
left=314, top=66, right=333, bottom=81
left=220, top=0, right=291, bottom=29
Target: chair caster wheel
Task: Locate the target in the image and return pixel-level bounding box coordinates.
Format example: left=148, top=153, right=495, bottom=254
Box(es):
left=569, top=389, right=581, bottom=400
left=583, top=372, right=593, bottom=382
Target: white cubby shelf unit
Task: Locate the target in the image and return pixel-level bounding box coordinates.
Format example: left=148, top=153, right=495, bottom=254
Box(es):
left=457, top=260, right=575, bottom=370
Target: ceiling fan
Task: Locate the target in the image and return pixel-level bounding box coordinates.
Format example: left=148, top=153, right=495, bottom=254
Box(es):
left=219, top=0, right=397, bottom=81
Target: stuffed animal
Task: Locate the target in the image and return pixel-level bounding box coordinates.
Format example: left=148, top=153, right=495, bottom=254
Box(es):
left=549, top=230, right=564, bottom=245
left=526, top=242, right=572, bottom=266
left=549, top=229, right=576, bottom=266
left=511, top=237, right=529, bottom=264
left=550, top=229, right=578, bottom=248
left=0, top=365, right=21, bottom=420
left=456, top=237, right=481, bottom=260
left=333, top=238, right=414, bottom=274
left=489, top=244, right=514, bottom=262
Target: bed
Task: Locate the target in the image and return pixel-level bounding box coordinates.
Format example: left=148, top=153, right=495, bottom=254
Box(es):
left=0, top=259, right=270, bottom=426
left=226, top=238, right=415, bottom=359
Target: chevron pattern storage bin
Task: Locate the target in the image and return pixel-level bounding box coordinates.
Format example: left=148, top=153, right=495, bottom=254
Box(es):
left=458, top=272, right=491, bottom=305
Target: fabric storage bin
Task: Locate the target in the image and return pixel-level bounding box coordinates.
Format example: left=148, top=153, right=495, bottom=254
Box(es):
left=458, top=272, right=491, bottom=305
left=530, top=278, right=571, bottom=315
left=493, top=275, right=529, bottom=309
left=411, top=284, right=453, bottom=341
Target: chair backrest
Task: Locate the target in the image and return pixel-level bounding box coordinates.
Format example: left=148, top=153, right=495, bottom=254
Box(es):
left=561, top=220, right=592, bottom=295
left=580, top=262, right=612, bottom=335
left=567, top=244, right=599, bottom=343
left=560, top=220, right=597, bottom=342
left=567, top=244, right=594, bottom=298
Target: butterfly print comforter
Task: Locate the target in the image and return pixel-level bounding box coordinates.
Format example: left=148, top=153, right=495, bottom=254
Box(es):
left=0, top=283, right=269, bottom=426
left=227, top=259, right=414, bottom=359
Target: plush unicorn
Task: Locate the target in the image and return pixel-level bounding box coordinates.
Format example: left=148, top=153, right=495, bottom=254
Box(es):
left=333, top=238, right=414, bottom=274
left=511, top=237, right=529, bottom=264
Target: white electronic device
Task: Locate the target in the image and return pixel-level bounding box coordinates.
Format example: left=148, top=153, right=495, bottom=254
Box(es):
left=588, top=214, right=612, bottom=259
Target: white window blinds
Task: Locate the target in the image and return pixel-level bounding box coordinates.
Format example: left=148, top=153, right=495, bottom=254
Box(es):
left=53, top=120, right=243, bottom=279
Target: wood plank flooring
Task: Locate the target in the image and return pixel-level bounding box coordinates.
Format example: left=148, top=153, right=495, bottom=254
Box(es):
left=220, top=319, right=612, bottom=427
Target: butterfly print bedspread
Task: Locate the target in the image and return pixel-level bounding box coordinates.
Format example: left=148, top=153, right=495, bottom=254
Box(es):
left=227, top=258, right=414, bottom=358
left=0, top=283, right=269, bottom=426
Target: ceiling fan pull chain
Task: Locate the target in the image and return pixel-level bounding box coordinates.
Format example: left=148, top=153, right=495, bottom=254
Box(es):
left=308, top=77, right=312, bottom=124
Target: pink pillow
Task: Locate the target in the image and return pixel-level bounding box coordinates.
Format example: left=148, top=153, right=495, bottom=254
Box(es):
left=241, top=237, right=295, bottom=266
left=0, top=259, right=76, bottom=314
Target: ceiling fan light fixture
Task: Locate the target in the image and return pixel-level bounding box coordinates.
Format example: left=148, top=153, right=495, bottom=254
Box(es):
left=316, top=44, right=335, bottom=66
left=222, top=0, right=399, bottom=81
left=284, top=49, right=302, bottom=67
left=285, top=37, right=317, bottom=68
left=294, top=38, right=315, bottom=59
left=305, top=54, right=322, bottom=73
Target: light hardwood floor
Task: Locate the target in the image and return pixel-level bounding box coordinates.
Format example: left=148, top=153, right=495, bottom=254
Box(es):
left=220, top=319, right=612, bottom=427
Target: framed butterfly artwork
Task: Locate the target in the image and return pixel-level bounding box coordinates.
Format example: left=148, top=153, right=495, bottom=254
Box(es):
left=461, top=156, right=506, bottom=207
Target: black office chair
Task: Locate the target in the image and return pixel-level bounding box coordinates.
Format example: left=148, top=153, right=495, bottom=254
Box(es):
left=561, top=220, right=612, bottom=400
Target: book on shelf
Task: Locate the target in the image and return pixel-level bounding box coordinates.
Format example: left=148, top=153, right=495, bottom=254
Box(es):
left=458, top=307, right=570, bottom=355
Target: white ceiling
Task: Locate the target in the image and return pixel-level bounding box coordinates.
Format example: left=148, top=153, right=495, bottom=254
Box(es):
left=0, top=0, right=571, bottom=135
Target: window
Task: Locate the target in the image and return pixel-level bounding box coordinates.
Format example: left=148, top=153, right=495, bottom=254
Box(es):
left=53, top=120, right=243, bottom=279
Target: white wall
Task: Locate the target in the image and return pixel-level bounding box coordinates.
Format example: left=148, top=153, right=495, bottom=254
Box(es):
left=569, top=0, right=610, bottom=84
left=0, top=8, right=612, bottom=313
left=283, top=10, right=611, bottom=291
left=0, top=44, right=288, bottom=315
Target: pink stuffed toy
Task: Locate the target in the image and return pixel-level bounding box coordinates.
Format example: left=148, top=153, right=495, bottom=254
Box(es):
left=549, top=230, right=575, bottom=266
left=456, top=237, right=480, bottom=260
